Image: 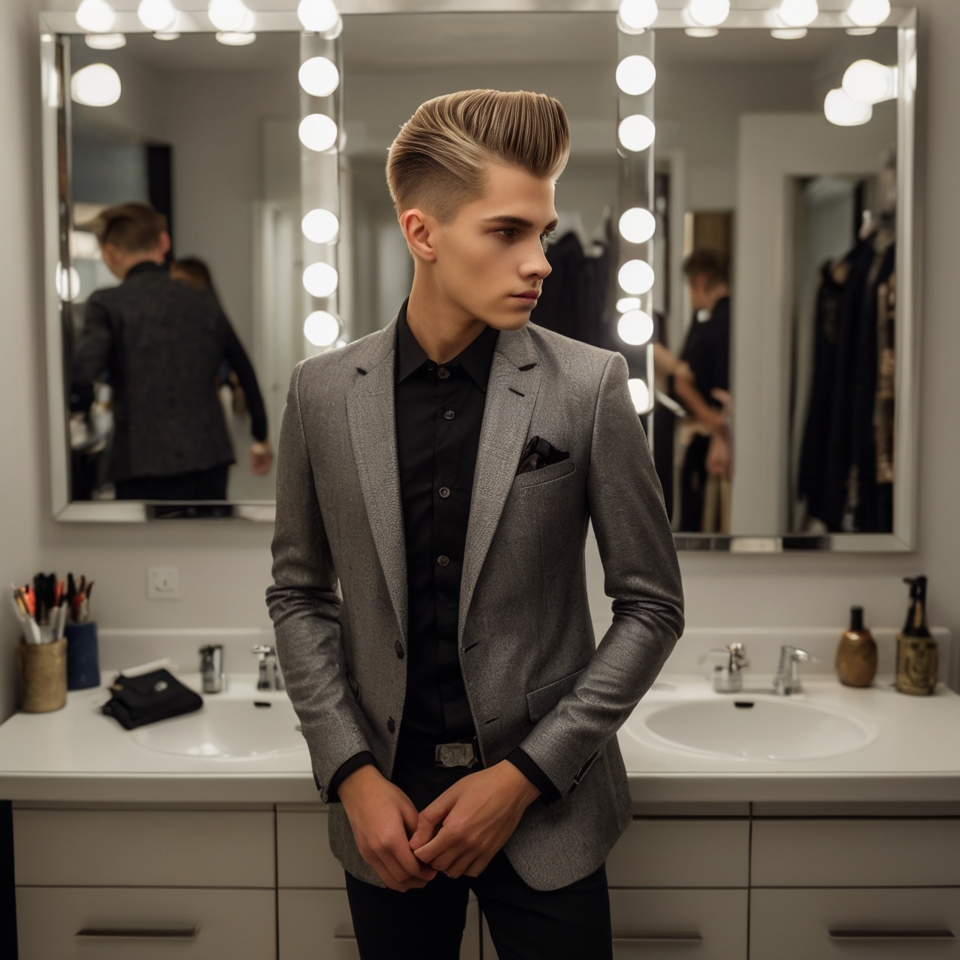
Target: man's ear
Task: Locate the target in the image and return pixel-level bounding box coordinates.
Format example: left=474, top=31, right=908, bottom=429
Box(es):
left=399, top=208, right=437, bottom=263
left=158, top=231, right=172, bottom=258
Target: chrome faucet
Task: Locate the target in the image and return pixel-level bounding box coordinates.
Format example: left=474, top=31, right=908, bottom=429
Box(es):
left=199, top=644, right=226, bottom=694
left=252, top=645, right=285, bottom=692
left=773, top=645, right=819, bottom=695
left=700, top=642, right=750, bottom=693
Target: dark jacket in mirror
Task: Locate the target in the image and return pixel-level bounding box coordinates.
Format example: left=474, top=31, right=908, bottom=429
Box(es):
left=71, top=262, right=267, bottom=500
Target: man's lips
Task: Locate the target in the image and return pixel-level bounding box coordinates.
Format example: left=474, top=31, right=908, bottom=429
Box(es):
left=511, top=290, right=540, bottom=301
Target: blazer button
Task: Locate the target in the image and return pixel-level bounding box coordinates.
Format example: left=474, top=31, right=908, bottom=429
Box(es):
left=387, top=717, right=396, bottom=733
left=439, top=487, right=450, bottom=498
left=444, top=410, right=455, bottom=420
left=437, top=555, right=450, bottom=566
left=395, top=640, right=404, bottom=659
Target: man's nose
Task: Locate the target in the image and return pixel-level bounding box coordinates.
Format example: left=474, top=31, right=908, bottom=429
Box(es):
left=524, top=242, right=552, bottom=280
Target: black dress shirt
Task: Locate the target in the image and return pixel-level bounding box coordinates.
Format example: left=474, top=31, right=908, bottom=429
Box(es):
left=328, top=302, right=560, bottom=805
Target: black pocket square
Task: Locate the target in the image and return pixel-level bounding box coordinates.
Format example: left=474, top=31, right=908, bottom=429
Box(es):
left=517, top=436, right=570, bottom=475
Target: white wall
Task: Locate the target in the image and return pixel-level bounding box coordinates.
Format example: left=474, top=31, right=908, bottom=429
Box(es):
left=1, top=3, right=959, bottom=726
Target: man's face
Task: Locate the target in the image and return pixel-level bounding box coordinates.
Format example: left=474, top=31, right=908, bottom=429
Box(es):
left=427, top=161, right=558, bottom=331
left=688, top=273, right=713, bottom=312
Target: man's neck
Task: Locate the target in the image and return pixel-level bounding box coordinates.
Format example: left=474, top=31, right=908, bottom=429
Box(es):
left=405, top=274, right=489, bottom=365
left=119, top=253, right=164, bottom=280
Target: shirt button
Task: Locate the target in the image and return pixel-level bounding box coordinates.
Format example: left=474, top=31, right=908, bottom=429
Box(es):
left=444, top=410, right=455, bottom=420
left=387, top=717, right=396, bottom=733
left=439, top=487, right=450, bottom=498
left=437, top=367, right=450, bottom=379
left=394, top=640, right=404, bottom=659
left=437, top=555, right=450, bottom=567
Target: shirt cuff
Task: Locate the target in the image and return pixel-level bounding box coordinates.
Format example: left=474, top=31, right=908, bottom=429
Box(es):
left=327, top=752, right=377, bottom=802
left=506, top=747, right=562, bottom=806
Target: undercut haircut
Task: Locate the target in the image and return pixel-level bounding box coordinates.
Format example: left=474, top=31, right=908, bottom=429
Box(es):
left=92, top=202, right=168, bottom=253
left=682, top=247, right=729, bottom=288
left=386, top=89, right=571, bottom=222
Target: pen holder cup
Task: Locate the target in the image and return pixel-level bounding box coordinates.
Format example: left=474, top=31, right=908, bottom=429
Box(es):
left=18, top=637, right=67, bottom=713
left=65, top=621, right=100, bottom=691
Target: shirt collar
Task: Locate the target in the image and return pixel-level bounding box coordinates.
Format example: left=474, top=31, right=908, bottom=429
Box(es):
left=395, top=298, right=499, bottom=392
left=125, top=261, right=167, bottom=281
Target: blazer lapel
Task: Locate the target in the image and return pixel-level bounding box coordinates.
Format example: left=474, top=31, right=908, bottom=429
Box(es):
left=458, top=324, right=542, bottom=645
left=346, top=317, right=408, bottom=643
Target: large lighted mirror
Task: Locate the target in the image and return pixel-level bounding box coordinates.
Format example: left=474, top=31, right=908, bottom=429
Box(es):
left=40, top=3, right=917, bottom=550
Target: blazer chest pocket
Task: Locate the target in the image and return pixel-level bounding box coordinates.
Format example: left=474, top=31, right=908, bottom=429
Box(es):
left=526, top=667, right=585, bottom=723
left=512, top=458, right=576, bottom=490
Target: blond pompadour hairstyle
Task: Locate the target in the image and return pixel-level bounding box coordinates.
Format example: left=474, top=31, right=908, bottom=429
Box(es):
left=386, top=89, right=571, bottom=222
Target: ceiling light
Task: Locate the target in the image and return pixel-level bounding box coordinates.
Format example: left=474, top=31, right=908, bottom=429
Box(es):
left=618, top=0, right=658, bottom=33
left=685, top=27, right=719, bottom=37
left=619, top=207, right=656, bottom=244
left=847, top=0, right=890, bottom=27
left=842, top=59, right=898, bottom=103
left=137, top=0, right=178, bottom=31
left=299, top=57, right=340, bottom=97
left=616, top=56, right=656, bottom=96
left=75, top=0, right=117, bottom=32
left=208, top=0, right=254, bottom=32
left=618, top=114, right=656, bottom=152
left=618, top=309, right=655, bottom=345
left=299, top=114, right=338, bottom=152
left=687, top=0, right=729, bottom=27
left=824, top=88, right=872, bottom=126
left=303, top=262, right=338, bottom=298
left=154, top=31, right=180, bottom=40
left=771, top=28, right=807, bottom=39
left=616, top=297, right=641, bottom=313
left=778, top=0, right=818, bottom=27
left=71, top=63, right=121, bottom=107
left=618, top=260, right=655, bottom=295
left=84, top=32, right=125, bottom=49
left=303, top=310, right=341, bottom=347
left=627, top=378, right=651, bottom=414
left=302, top=209, right=339, bottom=244
left=298, top=0, right=339, bottom=32
left=216, top=31, right=256, bottom=45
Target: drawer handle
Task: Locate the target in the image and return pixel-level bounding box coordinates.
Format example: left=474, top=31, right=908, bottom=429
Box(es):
left=829, top=928, right=955, bottom=941
left=75, top=926, right=200, bottom=940
left=613, top=933, right=703, bottom=944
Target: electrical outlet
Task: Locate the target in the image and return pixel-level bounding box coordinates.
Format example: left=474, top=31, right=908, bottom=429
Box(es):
left=147, top=566, right=179, bottom=600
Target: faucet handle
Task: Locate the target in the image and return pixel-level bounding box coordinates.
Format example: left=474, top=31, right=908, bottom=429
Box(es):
left=784, top=645, right=819, bottom=663
left=698, top=644, right=750, bottom=668
left=252, top=644, right=275, bottom=659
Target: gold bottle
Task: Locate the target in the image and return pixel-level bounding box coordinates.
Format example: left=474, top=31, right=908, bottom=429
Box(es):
left=835, top=606, right=877, bottom=687
left=895, top=576, right=938, bottom=696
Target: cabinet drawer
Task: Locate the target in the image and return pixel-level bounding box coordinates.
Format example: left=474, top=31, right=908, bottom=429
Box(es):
left=13, top=809, right=275, bottom=887
left=752, top=819, right=960, bottom=887
left=279, top=889, right=480, bottom=960
left=751, top=888, right=960, bottom=959
left=483, top=889, right=747, bottom=960
left=607, top=819, right=749, bottom=887
left=16, top=886, right=275, bottom=960
left=277, top=810, right=344, bottom=888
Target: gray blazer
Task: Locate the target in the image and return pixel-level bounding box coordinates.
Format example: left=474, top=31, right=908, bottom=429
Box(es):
left=266, top=314, right=684, bottom=892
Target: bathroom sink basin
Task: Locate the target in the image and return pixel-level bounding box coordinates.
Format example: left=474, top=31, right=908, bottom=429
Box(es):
left=130, top=698, right=307, bottom=759
left=635, top=697, right=877, bottom=760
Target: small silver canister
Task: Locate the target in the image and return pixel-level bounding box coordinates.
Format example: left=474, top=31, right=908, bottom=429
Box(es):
left=199, top=644, right=226, bottom=693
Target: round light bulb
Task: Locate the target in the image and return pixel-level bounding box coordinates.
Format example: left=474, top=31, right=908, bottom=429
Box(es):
left=299, top=114, right=338, bottom=152
left=619, top=207, right=656, bottom=244
left=303, top=310, right=341, bottom=347
left=137, top=0, right=178, bottom=31
left=847, top=0, right=890, bottom=27
left=616, top=55, right=656, bottom=96
left=76, top=0, right=117, bottom=32
left=85, top=32, right=125, bottom=49
left=618, top=310, right=655, bottom=346
left=618, top=114, right=656, bottom=152
left=771, top=27, right=807, bottom=39
left=618, top=0, right=658, bottom=32
left=297, top=0, right=339, bottom=33
left=842, top=59, right=897, bottom=104
left=216, top=31, right=256, bottom=44
left=303, top=262, right=339, bottom=298
left=208, top=0, right=254, bottom=32
left=299, top=57, right=340, bottom=97
left=618, top=260, right=655, bottom=295
left=616, top=297, right=641, bottom=313
left=154, top=31, right=181, bottom=40
left=301, top=209, right=339, bottom=244
left=56, top=262, right=81, bottom=302
left=687, top=0, right=729, bottom=27
left=71, top=63, right=122, bottom=107
left=823, top=87, right=873, bottom=126
left=685, top=27, right=719, bottom=37
left=627, top=378, right=651, bottom=413
left=778, top=0, right=818, bottom=27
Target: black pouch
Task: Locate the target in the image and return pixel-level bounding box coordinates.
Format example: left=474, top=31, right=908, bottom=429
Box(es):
left=101, top=668, right=203, bottom=730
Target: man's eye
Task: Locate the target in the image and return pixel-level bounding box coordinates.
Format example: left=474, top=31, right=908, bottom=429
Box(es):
left=498, top=228, right=519, bottom=239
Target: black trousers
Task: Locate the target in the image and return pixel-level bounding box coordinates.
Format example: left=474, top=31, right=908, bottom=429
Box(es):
left=344, top=739, right=613, bottom=960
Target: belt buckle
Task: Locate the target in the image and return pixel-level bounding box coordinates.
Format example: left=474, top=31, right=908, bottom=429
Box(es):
left=435, top=742, right=477, bottom=768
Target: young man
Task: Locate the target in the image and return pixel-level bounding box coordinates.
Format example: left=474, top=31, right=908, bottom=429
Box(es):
left=267, top=90, right=684, bottom=959
left=72, top=202, right=272, bottom=500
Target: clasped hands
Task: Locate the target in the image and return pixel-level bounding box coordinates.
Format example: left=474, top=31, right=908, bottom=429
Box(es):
left=338, top=761, right=540, bottom=892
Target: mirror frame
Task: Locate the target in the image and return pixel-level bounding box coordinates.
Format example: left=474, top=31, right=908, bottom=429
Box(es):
left=39, top=3, right=919, bottom=551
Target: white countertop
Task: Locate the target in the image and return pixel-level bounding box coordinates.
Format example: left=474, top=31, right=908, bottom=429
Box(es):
left=1, top=670, right=959, bottom=805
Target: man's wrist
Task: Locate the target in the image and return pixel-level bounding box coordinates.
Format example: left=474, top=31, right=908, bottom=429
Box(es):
left=498, top=759, right=541, bottom=806
left=337, top=761, right=382, bottom=806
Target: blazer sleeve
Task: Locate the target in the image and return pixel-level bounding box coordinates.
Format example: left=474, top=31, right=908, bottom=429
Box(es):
left=266, top=362, right=375, bottom=801
left=220, top=312, right=269, bottom=442
left=72, top=296, right=112, bottom=387
left=517, top=351, right=685, bottom=796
